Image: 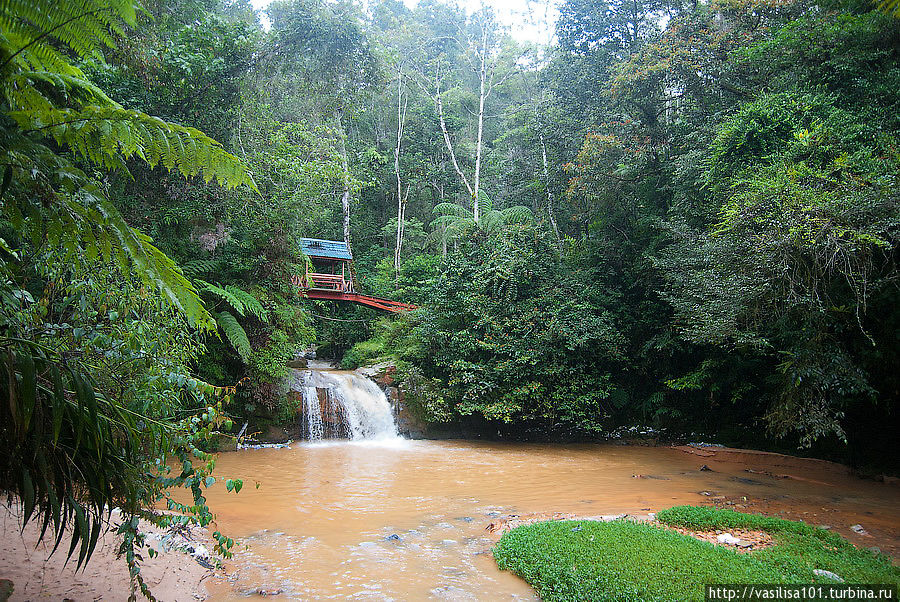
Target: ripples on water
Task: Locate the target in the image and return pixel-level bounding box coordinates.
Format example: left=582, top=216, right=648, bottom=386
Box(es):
left=204, top=441, right=900, bottom=600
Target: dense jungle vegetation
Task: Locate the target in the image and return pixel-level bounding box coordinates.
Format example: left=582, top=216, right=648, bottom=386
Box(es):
left=1, top=0, right=898, bottom=585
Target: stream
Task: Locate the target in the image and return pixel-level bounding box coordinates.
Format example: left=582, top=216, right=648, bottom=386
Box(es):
left=202, top=439, right=900, bottom=600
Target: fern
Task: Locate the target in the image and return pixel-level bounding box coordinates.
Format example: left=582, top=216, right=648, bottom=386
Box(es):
left=181, top=259, right=224, bottom=279
left=428, top=190, right=534, bottom=248
left=0, top=0, right=258, bottom=331
left=196, top=280, right=246, bottom=316
left=8, top=106, right=257, bottom=189
left=225, top=286, right=268, bottom=321
left=878, top=0, right=900, bottom=17
left=215, top=311, right=252, bottom=361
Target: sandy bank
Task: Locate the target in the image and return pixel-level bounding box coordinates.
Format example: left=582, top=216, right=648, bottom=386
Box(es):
left=0, top=503, right=213, bottom=601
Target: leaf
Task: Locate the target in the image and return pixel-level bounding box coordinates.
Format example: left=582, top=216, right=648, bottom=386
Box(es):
left=215, top=311, right=252, bottom=362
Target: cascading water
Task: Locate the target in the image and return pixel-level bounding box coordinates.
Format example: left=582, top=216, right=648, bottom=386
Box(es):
left=297, top=370, right=399, bottom=441
left=302, top=386, right=324, bottom=441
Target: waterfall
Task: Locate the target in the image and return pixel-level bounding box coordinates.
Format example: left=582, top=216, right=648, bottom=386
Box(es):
left=302, top=386, right=324, bottom=441
left=299, top=370, right=399, bottom=441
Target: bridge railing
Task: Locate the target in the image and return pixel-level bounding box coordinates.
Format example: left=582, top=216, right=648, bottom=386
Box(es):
left=291, top=272, right=352, bottom=292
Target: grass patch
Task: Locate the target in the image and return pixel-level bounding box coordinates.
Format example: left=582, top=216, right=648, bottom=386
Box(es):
left=493, top=506, right=900, bottom=601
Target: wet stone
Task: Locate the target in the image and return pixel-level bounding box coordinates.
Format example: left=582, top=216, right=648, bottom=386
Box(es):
left=813, top=569, right=844, bottom=583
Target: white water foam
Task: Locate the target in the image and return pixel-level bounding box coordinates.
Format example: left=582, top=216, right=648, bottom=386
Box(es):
left=298, top=370, right=401, bottom=442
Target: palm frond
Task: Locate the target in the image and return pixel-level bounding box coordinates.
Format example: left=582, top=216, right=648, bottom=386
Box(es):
left=0, top=339, right=148, bottom=571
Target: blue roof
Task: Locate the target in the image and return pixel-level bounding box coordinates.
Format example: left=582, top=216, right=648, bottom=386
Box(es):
left=298, top=238, right=353, bottom=260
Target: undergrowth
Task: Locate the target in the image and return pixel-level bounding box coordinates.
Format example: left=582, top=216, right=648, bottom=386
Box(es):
left=493, top=506, right=900, bottom=602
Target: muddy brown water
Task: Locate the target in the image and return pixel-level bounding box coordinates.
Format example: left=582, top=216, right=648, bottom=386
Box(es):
left=201, top=440, right=900, bottom=600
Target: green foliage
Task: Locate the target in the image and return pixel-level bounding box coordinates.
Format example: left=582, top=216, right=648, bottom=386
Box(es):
left=428, top=191, right=534, bottom=249
left=215, top=310, right=252, bottom=361
left=380, top=225, right=623, bottom=436
left=0, top=0, right=258, bottom=590
left=494, top=509, right=900, bottom=602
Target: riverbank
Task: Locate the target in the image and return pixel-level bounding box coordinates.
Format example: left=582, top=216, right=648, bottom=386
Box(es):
left=0, top=503, right=214, bottom=601
left=494, top=507, right=900, bottom=602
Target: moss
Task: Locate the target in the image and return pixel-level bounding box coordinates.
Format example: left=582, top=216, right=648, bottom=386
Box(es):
left=493, top=506, right=900, bottom=602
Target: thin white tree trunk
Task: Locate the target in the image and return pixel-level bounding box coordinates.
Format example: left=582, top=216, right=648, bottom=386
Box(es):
left=435, top=89, right=474, bottom=200
left=394, top=66, right=408, bottom=280
left=473, top=27, right=488, bottom=223
left=335, top=107, right=353, bottom=257
left=539, top=130, right=560, bottom=243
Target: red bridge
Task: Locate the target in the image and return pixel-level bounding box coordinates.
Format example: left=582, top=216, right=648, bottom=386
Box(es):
left=293, top=239, right=417, bottom=314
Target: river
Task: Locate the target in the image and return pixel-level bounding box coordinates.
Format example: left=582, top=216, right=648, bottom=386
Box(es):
left=201, top=439, right=900, bottom=600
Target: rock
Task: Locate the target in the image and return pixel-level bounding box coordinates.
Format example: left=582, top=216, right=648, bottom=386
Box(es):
left=599, top=514, right=626, bottom=522
left=698, top=491, right=712, bottom=496
left=257, top=588, right=284, bottom=596
left=455, top=516, right=474, bottom=523
left=285, top=358, right=308, bottom=369
left=850, top=524, right=869, bottom=535
left=716, top=533, right=742, bottom=545
left=736, top=541, right=753, bottom=549
left=699, top=464, right=713, bottom=471
left=385, top=534, right=402, bottom=541
left=813, top=569, right=844, bottom=583
left=819, top=525, right=832, bottom=530
left=730, top=476, right=763, bottom=485
left=189, top=543, right=210, bottom=560
left=0, top=579, right=13, bottom=602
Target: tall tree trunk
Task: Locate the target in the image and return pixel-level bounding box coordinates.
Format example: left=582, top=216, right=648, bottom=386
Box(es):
left=394, top=66, right=408, bottom=281
left=539, top=130, right=561, bottom=244
left=334, top=107, right=353, bottom=257
left=434, top=85, right=474, bottom=200
left=473, top=27, right=488, bottom=223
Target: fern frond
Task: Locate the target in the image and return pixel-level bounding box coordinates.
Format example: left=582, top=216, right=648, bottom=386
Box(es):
left=8, top=106, right=257, bottom=190
left=196, top=280, right=246, bottom=315
left=877, top=0, right=900, bottom=17
left=181, top=259, right=223, bottom=279
left=433, top=201, right=473, bottom=218
left=1, top=131, right=215, bottom=330
left=215, top=311, right=252, bottom=361
left=4, top=70, right=115, bottom=112
left=499, top=205, right=534, bottom=224
left=225, top=286, right=268, bottom=322
left=476, top=189, right=494, bottom=213
left=0, top=0, right=138, bottom=74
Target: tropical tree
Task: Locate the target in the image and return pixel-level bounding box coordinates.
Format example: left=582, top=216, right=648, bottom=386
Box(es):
left=1, top=0, right=256, bottom=592
left=428, top=191, right=534, bottom=250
